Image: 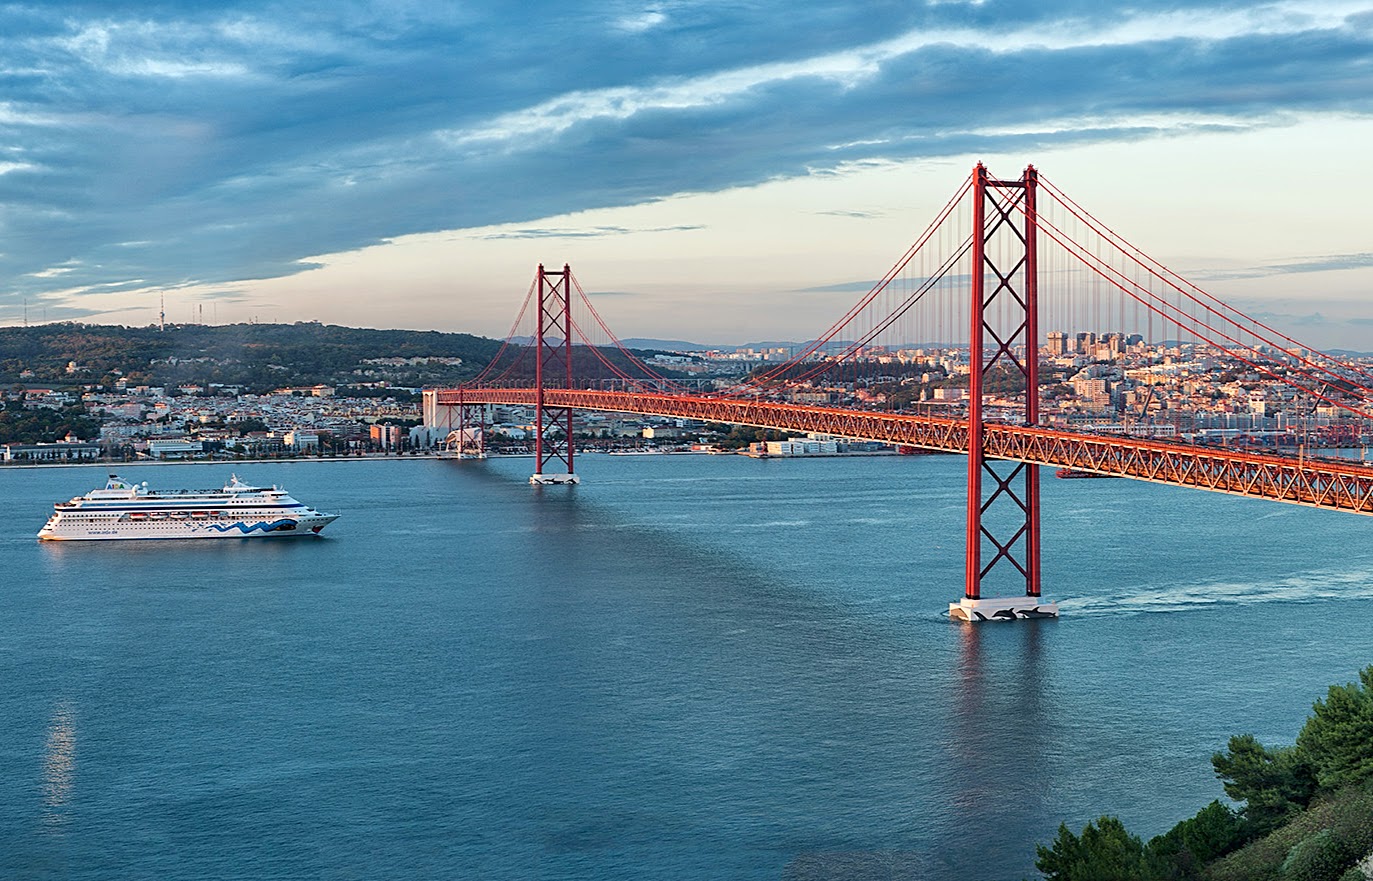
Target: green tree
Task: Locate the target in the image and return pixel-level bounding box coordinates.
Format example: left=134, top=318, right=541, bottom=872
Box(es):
left=0, top=403, right=100, bottom=443
left=1280, top=829, right=1356, bottom=881
left=1145, top=800, right=1245, bottom=880
left=1296, top=666, right=1373, bottom=790
left=1211, top=734, right=1317, bottom=834
left=1036, top=816, right=1150, bottom=881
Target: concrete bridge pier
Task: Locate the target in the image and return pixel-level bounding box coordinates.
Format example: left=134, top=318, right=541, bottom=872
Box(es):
left=949, top=596, right=1059, bottom=622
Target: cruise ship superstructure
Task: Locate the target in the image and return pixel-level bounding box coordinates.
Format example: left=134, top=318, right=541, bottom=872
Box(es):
left=37, top=474, right=339, bottom=541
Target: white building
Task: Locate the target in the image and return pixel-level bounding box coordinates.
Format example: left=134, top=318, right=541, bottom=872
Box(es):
left=147, top=438, right=204, bottom=459
left=2, top=442, right=101, bottom=462
left=765, top=439, right=838, bottom=456
left=284, top=430, right=320, bottom=450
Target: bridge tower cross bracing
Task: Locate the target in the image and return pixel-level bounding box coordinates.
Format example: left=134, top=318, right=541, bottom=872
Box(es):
left=531, top=262, right=580, bottom=485
left=453, top=390, right=487, bottom=459
left=952, top=163, right=1058, bottom=622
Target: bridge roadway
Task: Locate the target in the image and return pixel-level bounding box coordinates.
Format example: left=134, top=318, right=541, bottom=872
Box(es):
left=437, top=388, right=1373, bottom=516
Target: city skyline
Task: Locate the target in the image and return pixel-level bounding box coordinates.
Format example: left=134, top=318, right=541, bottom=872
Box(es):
left=3, top=2, right=1373, bottom=347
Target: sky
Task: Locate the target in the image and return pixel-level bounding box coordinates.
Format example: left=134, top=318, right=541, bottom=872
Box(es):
left=2, top=0, right=1373, bottom=347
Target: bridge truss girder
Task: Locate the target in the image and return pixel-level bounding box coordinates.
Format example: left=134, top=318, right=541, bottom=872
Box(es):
left=436, top=388, right=1373, bottom=516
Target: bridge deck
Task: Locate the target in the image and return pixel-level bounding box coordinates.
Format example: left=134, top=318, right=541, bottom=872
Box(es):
left=436, top=388, right=1373, bottom=516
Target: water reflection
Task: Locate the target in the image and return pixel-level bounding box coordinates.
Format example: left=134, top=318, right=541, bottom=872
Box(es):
left=37, top=530, right=330, bottom=590
left=42, top=701, right=77, bottom=830
left=936, top=620, right=1052, bottom=879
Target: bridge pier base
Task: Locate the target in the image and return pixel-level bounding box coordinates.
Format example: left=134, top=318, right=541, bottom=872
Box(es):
left=949, top=596, right=1058, bottom=622
left=530, top=472, right=580, bottom=485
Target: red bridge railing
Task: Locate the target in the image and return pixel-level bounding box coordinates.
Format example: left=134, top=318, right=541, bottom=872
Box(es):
left=436, top=387, right=1373, bottom=516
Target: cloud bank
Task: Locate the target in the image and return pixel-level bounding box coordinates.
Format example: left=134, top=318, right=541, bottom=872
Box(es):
left=2, top=0, right=1373, bottom=314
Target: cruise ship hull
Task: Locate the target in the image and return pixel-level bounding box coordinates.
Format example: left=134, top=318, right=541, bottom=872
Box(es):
left=38, top=513, right=339, bottom=541
left=37, top=474, right=340, bottom=542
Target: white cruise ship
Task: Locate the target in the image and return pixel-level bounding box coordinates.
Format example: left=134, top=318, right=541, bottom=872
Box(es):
left=37, top=474, right=339, bottom=541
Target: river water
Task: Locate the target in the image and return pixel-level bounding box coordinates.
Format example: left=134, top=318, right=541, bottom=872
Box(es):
left=2, top=454, right=1370, bottom=880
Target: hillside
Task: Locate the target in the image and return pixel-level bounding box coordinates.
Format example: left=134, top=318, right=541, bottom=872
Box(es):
left=0, top=322, right=687, bottom=394
left=0, top=322, right=504, bottom=392
left=1035, top=667, right=1373, bottom=881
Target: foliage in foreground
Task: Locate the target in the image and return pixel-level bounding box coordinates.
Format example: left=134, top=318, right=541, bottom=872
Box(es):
left=1036, top=816, right=1147, bottom=881
left=1206, top=778, right=1373, bottom=881
left=1211, top=734, right=1317, bottom=835
left=1036, top=665, right=1373, bottom=881
left=1035, top=802, right=1243, bottom=881
left=1297, top=667, right=1373, bottom=791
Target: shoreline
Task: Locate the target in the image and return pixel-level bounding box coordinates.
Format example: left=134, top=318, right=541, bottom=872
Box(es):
left=0, top=448, right=933, bottom=470
left=0, top=454, right=462, bottom=470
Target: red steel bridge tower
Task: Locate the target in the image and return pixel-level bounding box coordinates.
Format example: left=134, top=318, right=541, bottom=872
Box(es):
left=950, top=164, right=1058, bottom=621
left=530, top=263, right=580, bottom=485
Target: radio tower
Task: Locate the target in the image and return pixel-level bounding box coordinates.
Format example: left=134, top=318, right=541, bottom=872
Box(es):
left=159, top=293, right=165, bottom=331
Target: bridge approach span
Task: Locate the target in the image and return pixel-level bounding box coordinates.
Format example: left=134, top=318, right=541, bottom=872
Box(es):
left=438, top=387, right=1373, bottom=517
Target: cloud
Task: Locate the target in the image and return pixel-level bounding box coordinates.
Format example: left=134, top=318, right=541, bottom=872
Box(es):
left=1, top=0, right=1373, bottom=312
left=475, top=224, right=704, bottom=240
left=1268, top=253, right=1373, bottom=274
left=28, top=263, right=79, bottom=279
left=1247, top=310, right=1333, bottom=326
left=200, top=287, right=251, bottom=302
left=796, top=280, right=886, bottom=293
left=614, top=8, right=668, bottom=34
left=1189, top=252, right=1373, bottom=280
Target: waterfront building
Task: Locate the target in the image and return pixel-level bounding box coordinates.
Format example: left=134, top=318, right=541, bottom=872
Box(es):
left=643, top=426, right=688, bottom=440
left=146, top=438, right=205, bottom=460
left=369, top=423, right=403, bottom=449
left=284, top=430, right=320, bottom=450
left=2, top=442, right=102, bottom=463
left=763, top=439, right=839, bottom=456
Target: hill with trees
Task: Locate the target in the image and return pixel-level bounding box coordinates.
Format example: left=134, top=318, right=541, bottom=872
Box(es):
left=0, top=322, right=686, bottom=394
left=0, top=395, right=100, bottom=442
left=0, top=322, right=504, bottom=392
left=1035, top=666, right=1373, bottom=881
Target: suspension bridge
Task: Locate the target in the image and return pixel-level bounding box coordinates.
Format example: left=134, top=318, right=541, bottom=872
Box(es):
left=426, top=163, right=1373, bottom=621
